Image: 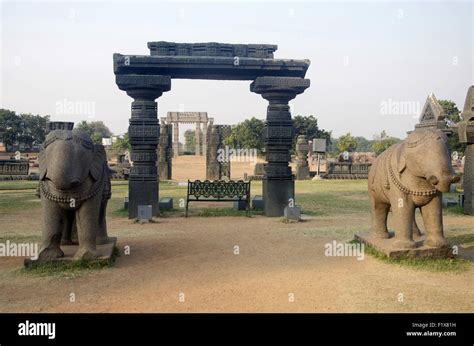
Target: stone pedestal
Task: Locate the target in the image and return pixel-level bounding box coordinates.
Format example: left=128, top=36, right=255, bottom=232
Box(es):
left=116, top=75, right=171, bottom=219
left=355, top=232, right=453, bottom=259
left=25, top=237, right=118, bottom=267
left=251, top=77, right=310, bottom=216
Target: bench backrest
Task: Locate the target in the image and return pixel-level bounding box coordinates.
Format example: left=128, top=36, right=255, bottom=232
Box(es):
left=187, top=180, right=250, bottom=200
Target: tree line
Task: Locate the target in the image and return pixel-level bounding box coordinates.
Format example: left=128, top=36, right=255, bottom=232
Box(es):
left=0, top=98, right=466, bottom=156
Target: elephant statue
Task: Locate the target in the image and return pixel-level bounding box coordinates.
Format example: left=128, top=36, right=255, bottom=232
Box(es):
left=36, top=129, right=111, bottom=260
left=368, top=129, right=460, bottom=249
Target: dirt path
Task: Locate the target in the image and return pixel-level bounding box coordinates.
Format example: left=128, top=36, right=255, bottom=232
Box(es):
left=1, top=215, right=473, bottom=313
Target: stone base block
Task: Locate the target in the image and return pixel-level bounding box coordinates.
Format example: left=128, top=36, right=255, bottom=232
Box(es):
left=284, top=205, right=301, bottom=221
left=252, top=195, right=264, bottom=210
left=159, top=197, right=173, bottom=210
left=24, top=237, right=117, bottom=268
left=354, top=232, right=454, bottom=259
left=263, top=178, right=294, bottom=217
left=296, top=166, right=310, bottom=180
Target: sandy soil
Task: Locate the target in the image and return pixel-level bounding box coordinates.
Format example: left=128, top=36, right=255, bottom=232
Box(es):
left=0, top=213, right=473, bottom=313
left=170, top=155, right=262, bottom=181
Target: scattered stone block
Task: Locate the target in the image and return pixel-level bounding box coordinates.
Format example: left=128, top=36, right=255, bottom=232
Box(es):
left=252, top=195, right=264, bottom=210
left=442, top=197, right=458, bottom=208
left=284, top=205, right=301, bottom=221
left=233, top=200, right=246, bottom=210
left=137, top=205, right=153, bottom=220
left=159, top=197, right=173, bottom=210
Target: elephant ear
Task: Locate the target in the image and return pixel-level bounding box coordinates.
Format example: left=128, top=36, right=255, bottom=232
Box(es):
left=395, top=144, right=406, bottom=174
left=89, top=145, right=106, bottom=181
left=38, top=150, right=47, bottom=180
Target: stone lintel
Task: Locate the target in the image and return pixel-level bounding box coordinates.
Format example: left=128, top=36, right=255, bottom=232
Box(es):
left=148, top=41, right=278, bottom=59
left=250, top=77, right=310, bottom=96
left=113, top=54, right=309, bottom=80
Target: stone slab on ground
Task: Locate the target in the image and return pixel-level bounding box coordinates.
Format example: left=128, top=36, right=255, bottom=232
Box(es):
left=24, top=237, right=117, bottom=268
left=159, top=197, right=173, bottom=210
left=354, top=232, right=454, bottom=259
left=284, top=205, right=301, bottom=221
left=252, top=195, right=264, bottom=210
left=233, top=200, right=246, bottom=210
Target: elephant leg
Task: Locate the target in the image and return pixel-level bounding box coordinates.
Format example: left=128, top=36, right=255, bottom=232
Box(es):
left=370, top=194, right=390, bottom=239
left=412, top=208, right=423, bottom=238
left=96, top=197, right=110, bottom=245
left=421, top=194, right=449, bottom=248
left=74, top=194, right=101, bottom=260
left=391, top=194, right=416, bottom=249
left=60, top=209, right=75, bottom=245
left=38, top=198, right=65, bottom=260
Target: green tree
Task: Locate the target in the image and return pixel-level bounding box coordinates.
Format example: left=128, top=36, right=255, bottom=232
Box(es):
left=0, top=109, right=49, bottom=150
left=336, top=133, right=357, bottom=153
left=184, top=129, right=195, bottom=152
left=223, top=117, right=265, bottom=152
left=111, top=133, right=130, bottom=151
left=439, top=100, right=461, bottom=124
left=75, top=121, right=112, bottom=144
left=293, top=115, right=331, bottom=150
left=371, top=130, right=400, bottom=155
left=355, top=136, right=373, bottom=152
left=438, top=99, right=466, bottom=155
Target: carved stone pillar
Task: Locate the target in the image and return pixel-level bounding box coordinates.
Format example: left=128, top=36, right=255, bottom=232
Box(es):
left=296, top=135, right=310, bottom=180
left=158, top=123, right=172, bottom=180
left=251, top=76, right=310, bottom=216
left=206, top=125, right=221, bottom=180
left=458, top=85, right=474, bottom=215
left=202, top=121, right=208, bottom=158
left=195, top=122, right=202, bottom=156
left=173, top=121, right=179, bottom=157
left=116, top=75, right=171, bottom=218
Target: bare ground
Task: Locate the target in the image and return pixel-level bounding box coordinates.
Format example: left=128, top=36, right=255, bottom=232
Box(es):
left=0, top=156, right=473, bottom=312
left=0, top=213, right=473, bottom=313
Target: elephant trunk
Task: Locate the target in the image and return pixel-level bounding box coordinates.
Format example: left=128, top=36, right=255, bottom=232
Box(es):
left=46, top=141, right=83, bottom=190
left=427, top=172, right=459, bottom=193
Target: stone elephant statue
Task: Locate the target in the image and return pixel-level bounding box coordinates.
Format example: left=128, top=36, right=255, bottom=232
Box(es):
left=37, top=129, right=111, bottom=260
left=368, top=129, right=460, bottom=249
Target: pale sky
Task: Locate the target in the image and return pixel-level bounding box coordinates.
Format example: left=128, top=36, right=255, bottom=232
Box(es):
left=1, top=0, right=473, bottom=139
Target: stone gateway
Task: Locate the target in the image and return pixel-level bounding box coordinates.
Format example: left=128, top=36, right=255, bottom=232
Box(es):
left=114, top=41, right=310, bottom=217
